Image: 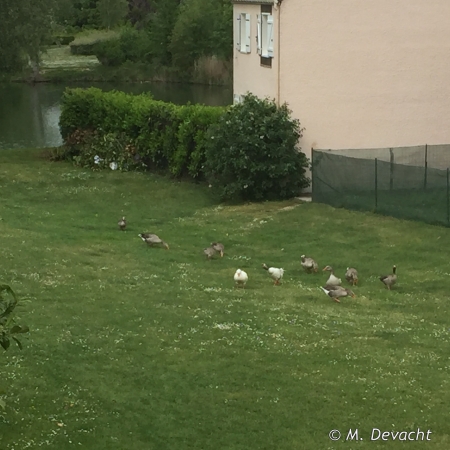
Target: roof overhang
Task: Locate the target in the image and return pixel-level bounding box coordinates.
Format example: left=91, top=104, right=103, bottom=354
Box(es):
left=232, top=0, right=275, bottom=4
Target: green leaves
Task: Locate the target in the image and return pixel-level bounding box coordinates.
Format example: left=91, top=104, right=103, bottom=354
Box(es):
left=204, top=94, right=311, bottom=202
left=0, top=284, right=29, bottom=352
left=58, top=87, right=226, bottom=181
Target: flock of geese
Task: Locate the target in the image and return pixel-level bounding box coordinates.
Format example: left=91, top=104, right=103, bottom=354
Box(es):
left=118, top=216, right=398, bottom=304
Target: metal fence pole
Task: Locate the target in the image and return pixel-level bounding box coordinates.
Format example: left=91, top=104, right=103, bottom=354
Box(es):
left=424, top=144, right=428, bottom=190
left=375, top=158, right=378, bottom=211
left=389, top=148, right=394, bottom=191
left=447, top=168, right=449, bottom=226
left=311, top=147, right=314, bottom=201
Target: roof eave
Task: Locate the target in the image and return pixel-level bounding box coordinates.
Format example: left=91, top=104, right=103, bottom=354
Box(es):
left=232, top=0, right=275, bottom=4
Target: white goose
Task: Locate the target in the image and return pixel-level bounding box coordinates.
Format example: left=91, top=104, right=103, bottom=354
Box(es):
left=262, top=264, right=284, bottom=285
left=322, top=265, right=342, bottom=286
left=234, top=269, right=248, bottom=288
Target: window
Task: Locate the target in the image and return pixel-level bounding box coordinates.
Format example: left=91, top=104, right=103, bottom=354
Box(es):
left=236, top=13, right=251, bottom=54
left=257, top=13, right=274, bottom=62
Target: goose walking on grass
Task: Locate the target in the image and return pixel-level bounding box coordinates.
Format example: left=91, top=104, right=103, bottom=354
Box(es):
left=320, top=286, right=356, bottom=303
left=322, top=266, right=342, bottom=286
left=204, top=246, right=217, bottom=260
left=118, top=217, right=126, bottom=231
left=262, top=264, right=284, bottom=285
left=301, top=255, right=319, bottom=273
left=211, top=242, right=225, bottom=257
left=345, top=267, right=358, bottom=286
left=380, top=265, right=397, bottom=290
left=139, top=233, right=169, bottom=250
left=234, top=269, right=248, bottom=288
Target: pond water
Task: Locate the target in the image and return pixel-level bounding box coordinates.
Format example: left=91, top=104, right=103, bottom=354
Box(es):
left=0, top=82, right=233, bottom=150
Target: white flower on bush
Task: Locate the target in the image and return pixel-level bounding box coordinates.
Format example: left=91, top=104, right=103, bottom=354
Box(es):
left=109, top=162, right=118, bottom=170
left=94, top=155, right=103, bottom=165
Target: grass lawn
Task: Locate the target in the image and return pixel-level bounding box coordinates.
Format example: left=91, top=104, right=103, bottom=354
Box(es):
left=1, top=149, right=450, bottom=449
left=41, top=46, right=101, bottom=71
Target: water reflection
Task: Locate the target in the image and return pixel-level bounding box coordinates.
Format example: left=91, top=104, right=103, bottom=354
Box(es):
left=0, top=82, right=232, bottom=150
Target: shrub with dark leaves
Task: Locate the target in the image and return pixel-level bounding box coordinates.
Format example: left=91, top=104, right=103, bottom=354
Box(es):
left=204, top=93, right=310, bottom=202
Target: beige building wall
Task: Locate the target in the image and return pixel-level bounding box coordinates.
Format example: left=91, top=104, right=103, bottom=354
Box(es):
left=233, top=3, right=279, bottom=102
left=280, top=0, right=450, bottom=162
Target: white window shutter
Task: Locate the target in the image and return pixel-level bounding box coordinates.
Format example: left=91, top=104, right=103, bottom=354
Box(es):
left=245, top=14, right=251, bottom=53
left=257, top=15, right=262, bottom=55
left=236, top=15, right=241, bottom=51
left=267, top=15, right=274, bottom=57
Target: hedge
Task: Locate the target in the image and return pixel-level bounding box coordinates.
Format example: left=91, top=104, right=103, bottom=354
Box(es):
left=58, top=87, right=226, bottom=179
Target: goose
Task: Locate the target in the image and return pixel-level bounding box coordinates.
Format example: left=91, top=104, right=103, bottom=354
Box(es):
left=322, top=266, right=342, bottom=286
left=204, top=246, right=217, bottom=260
left=262, top=263, right=284, bottom=285
left=380, top=265, right=397, bottom=290
left=320, top=286, right=356, bottom=303
left=138, top=233, right=169, bottom=250
left=345, top=267, right=358, bottom=286
left=234, top=269, right=248, bottom=288
left=118, top=216, right=126, bottom=231
left=211, top=242, right=225, bottom=257
left=301, top=255, right=319, bottom=273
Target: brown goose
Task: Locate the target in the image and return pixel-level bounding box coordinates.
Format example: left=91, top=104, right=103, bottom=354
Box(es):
left=380, top=265, right=397, bottom=290
left=204, top=246, right=216, bottom=260
left=345, top=267, right=358, bottom=286
left=320, top=286, right=356, bottom=303
left=211, top=242, right=224, bottom=257
left=139, top=233, right=169, bottom=250
left=118, top=217, right=126, bottom=231
left=322, top=265, right=342, bottom=286
left=301, top=255, right=319, bottom=273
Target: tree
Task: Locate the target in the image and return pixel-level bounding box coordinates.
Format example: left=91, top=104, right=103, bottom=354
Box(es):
left=169, top=0, right=232, bottom=71
left=97, top=0, right=129, bottom=29
left=146, top=0, right=182, bottom=65
left=0, top=0, right=55, bottom=76
left=127, top=0, right=154, bottom=28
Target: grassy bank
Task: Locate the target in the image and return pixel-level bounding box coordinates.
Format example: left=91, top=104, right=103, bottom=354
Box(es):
left=4, top=44, right=232, bottom=85
left=1, top=148, right=450, bottom=449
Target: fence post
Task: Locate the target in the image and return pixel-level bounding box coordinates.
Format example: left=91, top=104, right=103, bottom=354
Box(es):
left=447, top=168, right=449, bottom=226
left=424, top=144, right=428, bottom=190
left=311, top=147, right=314, bottom=201
left=375, top=158, right=378, bottom=211
left=389, top=148, right=394, bottom=191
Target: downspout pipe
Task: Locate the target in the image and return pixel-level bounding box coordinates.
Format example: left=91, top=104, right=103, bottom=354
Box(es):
left=274, top=0, right=282, bottom=106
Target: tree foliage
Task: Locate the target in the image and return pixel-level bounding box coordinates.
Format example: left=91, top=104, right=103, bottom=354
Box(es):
left=169, top=0, right=232, bottom=71
left=204, top=94, right=311, bottom=202
left=0, top=0, right=55, bottom=73
left=97, top=0, right=129, bottom=29
left=0, top=284, right=29, bottom=353
left=0, top=0, right=233, bottom=76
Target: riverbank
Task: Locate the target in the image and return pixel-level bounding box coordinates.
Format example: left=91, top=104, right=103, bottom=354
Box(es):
left=2, top=46, right=232, bottom=86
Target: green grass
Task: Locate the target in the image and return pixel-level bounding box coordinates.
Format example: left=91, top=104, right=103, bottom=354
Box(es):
left=69, top=29, right=119, bottom=47
left=41, top=46, right=101, bottom=70
left=1, top=149, right=450, bottom=449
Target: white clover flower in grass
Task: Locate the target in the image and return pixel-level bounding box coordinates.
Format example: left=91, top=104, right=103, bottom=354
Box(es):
left=109, top=162, right=118, bottom=170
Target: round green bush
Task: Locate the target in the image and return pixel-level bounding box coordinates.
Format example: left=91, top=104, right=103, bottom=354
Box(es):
left=204, top=93, right=310, bottom=202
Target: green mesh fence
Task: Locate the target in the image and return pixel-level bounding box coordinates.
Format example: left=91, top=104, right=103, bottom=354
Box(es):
left=312, top=145, right=450, bottom=227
